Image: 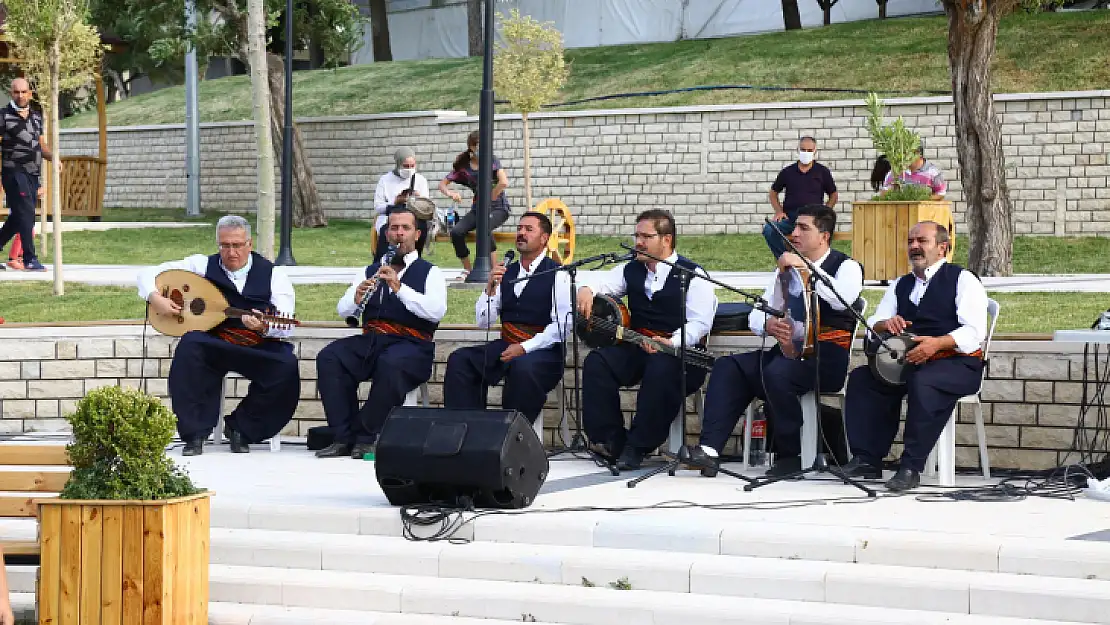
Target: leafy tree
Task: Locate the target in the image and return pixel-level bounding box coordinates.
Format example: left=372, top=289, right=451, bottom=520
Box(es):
left=88, top=0, right=365, bottom=227
left=493, top=9, right=569, bottom=212
left=6, top=0, right=104, bottom=296
left=938, top=0, right=1057, bottom=276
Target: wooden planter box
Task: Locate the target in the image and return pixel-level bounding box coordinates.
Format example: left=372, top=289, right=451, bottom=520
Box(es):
left=35, top=491, right=212, bottom=625
left=850, top=200, right=956, bottom=282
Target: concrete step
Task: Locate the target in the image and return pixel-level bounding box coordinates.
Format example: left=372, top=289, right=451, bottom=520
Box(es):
left=208, top=563, right=1108, bottom=624
left=211, top=503, right=1110, bottom=581
left=208, top=602, right=577, bottom=624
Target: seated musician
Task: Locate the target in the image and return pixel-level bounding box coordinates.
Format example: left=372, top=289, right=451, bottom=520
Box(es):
left=686, top=204, right=863, bottom=478
left=443, top=212, right=570, bottom=424
left=839, top=221, right=988, bottom=492
left=315, top=208, right=447, bottom=459
left=576, top=209, right=718, bottom=471
left=137, top=215, right=300, bottom=456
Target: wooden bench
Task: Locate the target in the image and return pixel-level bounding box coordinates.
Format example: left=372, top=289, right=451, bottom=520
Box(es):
left=0, top=443, right=71, bottom=560
left=0, top=155, right=106, bottom=220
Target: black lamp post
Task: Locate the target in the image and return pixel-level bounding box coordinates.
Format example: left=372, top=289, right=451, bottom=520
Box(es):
left=275, top=0, right=297, bottom=266
left=465, top=0, right=496, bottom=283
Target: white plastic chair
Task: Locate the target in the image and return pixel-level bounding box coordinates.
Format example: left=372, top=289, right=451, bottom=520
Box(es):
left=924, top=298, right=1000, bottom=486
left=403, top=382, right=431, bottom=408
left=216, top=374, right=281, bottom=452
left=740, top=297, right=867, bottom=470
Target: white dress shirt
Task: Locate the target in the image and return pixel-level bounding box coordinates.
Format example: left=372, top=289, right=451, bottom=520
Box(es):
left=136, top=254, right=296, bottom=339
left=867, top=259, right=988, bottom=354
left=583, top=252, right=718, bottom=347
left=476, top=255, right=573, bottom=353
left=373, top=171, right=431, bottom=232
left=749, top=248, right=864, bottom=337
left=337, top=251, right=447, bottom=323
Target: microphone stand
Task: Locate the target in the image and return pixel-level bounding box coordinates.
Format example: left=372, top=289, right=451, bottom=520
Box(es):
left=741, top=219, right=876, bottom=497
left=506, top=251, right=626, bottom=472
left=619, top=242, right=786, bottom=489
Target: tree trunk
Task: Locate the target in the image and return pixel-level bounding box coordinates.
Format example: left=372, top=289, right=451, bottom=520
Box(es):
left=878, top=0, right=887, bottom=19
left=467, top=0, right=483, bottom=57
left=782, top=0, right=802, bottom=30
left=248, top=0, right=276, bottom=259
left=521, top=111, right=532, bottom=211
left=49, top=43, right=63, bottom=296
left=368, top=0, right=392, bottom=62
left=266, top=54, right=327, bottom=228
left=943, top=1, right=1014, bottom=277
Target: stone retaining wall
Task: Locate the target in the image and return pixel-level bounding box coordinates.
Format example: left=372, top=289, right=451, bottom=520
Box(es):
left=2, top=325, right=1104, bottom=472
left=59, top=90, right=1110, bottom=235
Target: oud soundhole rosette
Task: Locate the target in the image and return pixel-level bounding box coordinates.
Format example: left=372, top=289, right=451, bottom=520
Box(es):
left=189, top=298, right=206, bottom=315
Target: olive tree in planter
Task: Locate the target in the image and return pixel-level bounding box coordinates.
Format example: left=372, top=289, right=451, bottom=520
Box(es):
left=36, top=386, right=210, bottom=625
left=850, top=93, right=955, bottom=282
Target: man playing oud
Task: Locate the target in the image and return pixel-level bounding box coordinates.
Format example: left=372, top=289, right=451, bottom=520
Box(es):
left=443, top=212, right=571, bottom=425
left=576, top=209, right=717, bottom=471
left=137, top=216, right=300, bottom=456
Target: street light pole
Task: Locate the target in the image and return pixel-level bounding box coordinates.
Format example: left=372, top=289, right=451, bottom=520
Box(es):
left=275, top=0, right=297, bottom=265
left=184, top=0, right=201, bottom=217
left=465, top=0, right=496, bottom=283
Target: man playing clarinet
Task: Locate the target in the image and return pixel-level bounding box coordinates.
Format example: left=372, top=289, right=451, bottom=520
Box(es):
left=315, top=208, right=447, bottom=459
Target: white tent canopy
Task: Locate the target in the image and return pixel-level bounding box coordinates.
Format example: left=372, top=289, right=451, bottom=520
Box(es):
left=353, top=0, right=943, bottom=64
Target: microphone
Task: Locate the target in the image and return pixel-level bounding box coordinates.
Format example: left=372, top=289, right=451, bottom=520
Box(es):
left=502, top=250, right=516, bottom=265
left=611, top=251, right=636, bottom=262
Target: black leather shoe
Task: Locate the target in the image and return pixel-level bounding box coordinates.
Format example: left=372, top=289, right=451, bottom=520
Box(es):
left=588, top=441, right=621, bottom=465
left=682, top=445, right=720, bottom=478
left=616, top=447, right=645, bottom=471
left=315, top=442, right=352, bottom=458
left=224, top=423, right=250, bottom=453
left=838, top=457, right=883, bottom=480
left=885, top=467, right=921, bottom=492
left=351, top=442, right=375, bottom=459
left=182, top=438, right=204, bottom=456
left=765, top=455, right=803, bottom=478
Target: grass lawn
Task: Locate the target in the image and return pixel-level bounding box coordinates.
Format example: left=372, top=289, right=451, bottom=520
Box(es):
left=0, top=282, right=1103, bottom=335
left=61, top=11, right=1110, bottom=128
left=33, top=214, right=1110, bottom=275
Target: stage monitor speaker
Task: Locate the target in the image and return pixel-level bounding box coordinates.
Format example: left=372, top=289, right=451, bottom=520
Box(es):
left=374, top=407, right=549, bottom=509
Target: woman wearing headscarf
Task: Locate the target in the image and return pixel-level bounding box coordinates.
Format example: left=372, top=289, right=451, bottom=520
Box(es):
left=372, top=147, right=430, bottom=262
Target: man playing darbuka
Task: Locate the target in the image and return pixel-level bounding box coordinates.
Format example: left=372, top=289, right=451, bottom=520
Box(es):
left=137, top=216, right=300, bottom=456
left=315, top=208, right=447, bottom=459
left=839, top=221, right=988, bottom=492
left=576, top=209, right=718, bottom=471
left=443, top=212, right=571, bottom=424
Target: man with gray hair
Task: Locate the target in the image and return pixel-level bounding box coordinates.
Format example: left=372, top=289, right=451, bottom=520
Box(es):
left=136, top=215, right=300, bottom=456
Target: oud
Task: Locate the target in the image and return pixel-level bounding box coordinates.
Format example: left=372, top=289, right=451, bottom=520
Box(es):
left=149, top=270, right=304, bottom=337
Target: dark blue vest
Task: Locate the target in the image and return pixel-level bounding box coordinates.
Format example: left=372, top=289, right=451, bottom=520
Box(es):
left=500, top=256, right=559, bottom=328
left=205, top=253, right=273, bottom=332
left=817, top=249, right=857, bottom=332
left=360, top=257, right=439, bottom=338
left=623, top=255, right=699, bottom=333
left=894, top=262, right=967, bottom=337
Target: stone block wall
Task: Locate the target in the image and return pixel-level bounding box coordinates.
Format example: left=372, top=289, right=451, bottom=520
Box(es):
left=60, top=90, right=1110, bottom=235
left=2, top=325, right=1106, bottom=472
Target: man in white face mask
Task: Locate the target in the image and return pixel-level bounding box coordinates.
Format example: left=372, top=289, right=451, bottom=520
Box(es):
left=764, top=136, right=839, bottom=259
left=373, top=147, right=430, bottom=262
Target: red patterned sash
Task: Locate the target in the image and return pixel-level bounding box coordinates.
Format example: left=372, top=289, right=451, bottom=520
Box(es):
left=213, top=326, right=266, bottom=347
left=501, top=322, right=545, bottom=345
left=363, top=319, right=433, bottom=341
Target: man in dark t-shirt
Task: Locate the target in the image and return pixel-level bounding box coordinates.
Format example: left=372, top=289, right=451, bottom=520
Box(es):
left=0, top=78, right=54, bottom=272
left=763, top=136, right=838, bottom=259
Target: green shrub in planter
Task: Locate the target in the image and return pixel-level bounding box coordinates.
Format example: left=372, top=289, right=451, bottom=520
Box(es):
left=61, top=385, right=200, bottom=500
left=871, top=183, right=933, bottom=202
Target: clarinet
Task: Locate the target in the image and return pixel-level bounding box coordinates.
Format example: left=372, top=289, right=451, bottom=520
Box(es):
left=346, top=244, right=398, bottom=327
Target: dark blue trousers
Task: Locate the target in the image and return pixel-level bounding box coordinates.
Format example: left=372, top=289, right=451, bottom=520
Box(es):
left=316, top=333, right=434, bottom=445
left=0, top=170, right=39, bottom=262
left=443, top=339, right=564, bottom=424
left=582, top=343, right=707, bottom=455
left=844, top=356, right=983, bottom=472
left=699, top=342, right=849, bottom=457
left=167, top=330, right=300, bottom=443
